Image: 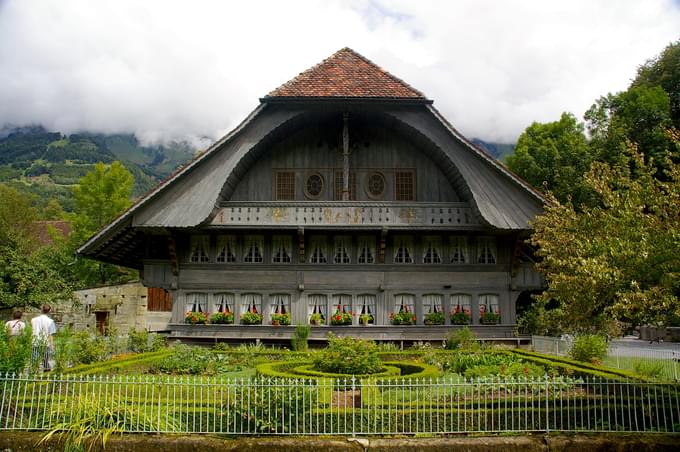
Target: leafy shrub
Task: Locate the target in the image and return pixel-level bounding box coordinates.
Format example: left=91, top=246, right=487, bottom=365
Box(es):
left=464, top=361, right=546, bottom=379
left=446, top=326, right=478, bottom=350
left=149, top=344, right=212, bottom=375
left=443, top=352, right=515, bottom=374
left=309, top=312, right=325, bottom=325
left=291, top=324, right=310, bottom=351
left=313, top=334, right=381, bottom=375
left=127, top=329, right=165, bottom=353
left=0, top=323, right=34, bottom=373
left=569, top=334, right=608, bottom=364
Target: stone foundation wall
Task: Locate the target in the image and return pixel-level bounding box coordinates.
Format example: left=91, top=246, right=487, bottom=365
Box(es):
left=1, top=281, right=171, bottom=335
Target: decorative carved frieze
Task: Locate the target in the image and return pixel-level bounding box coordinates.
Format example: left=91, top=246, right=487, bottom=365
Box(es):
left=211, top=202, right=478, bottom=228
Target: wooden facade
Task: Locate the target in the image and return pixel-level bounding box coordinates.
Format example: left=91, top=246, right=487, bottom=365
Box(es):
left=78, top=48, right=545, bottom=342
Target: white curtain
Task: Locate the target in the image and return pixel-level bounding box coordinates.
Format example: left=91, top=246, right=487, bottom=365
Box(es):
left=241, top=293, right=262, bottom=314
left=357, top=294, right=375, bottom=315
left=308, top=236, right=327, bottom=263
left=308, top=294, right=327, bottom=320
left=422, top=237, right=442, bottom=264
left=332, top=294, right=352, bottom=314
left=395, top=293, right=415, bottom=313
left=479, top=294, right=499, bottom=313
left=423, top=294, right=443, bottom=313
left=272, top=236, right=291, bottom=263
left=450, top=237, right=468, bottom=263
left=186, top=292, right=208, bottom=313
left=216, top=236, right=236, bottom=263
left=214, top=293, right=234, bottom=313
left=357, top=236, right=375, bottom=263
left=270, top=294, right=290, bottom=315
left=334, top=237, right=351, bottom=263
left=190, top=236, right=210, bottom=263
left=451, top=294, right=472, bottom=312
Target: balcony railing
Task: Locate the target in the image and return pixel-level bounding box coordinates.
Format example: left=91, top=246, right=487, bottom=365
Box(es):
left=211, top=202, right=479, bottom=228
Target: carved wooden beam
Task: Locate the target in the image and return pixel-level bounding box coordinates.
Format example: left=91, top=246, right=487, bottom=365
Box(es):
left=167, top=235, right=178, bottom=276
left=379, top=227, right=388, bottom=264
left=297, top=227, right=305, bottom=263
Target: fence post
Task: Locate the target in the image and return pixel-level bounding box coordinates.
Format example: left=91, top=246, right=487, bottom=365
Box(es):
left=545, top=376, right=550, bottom=433
left=351, top=376, right=356, bottom=437
left=674, top=351, right=679, bottom=381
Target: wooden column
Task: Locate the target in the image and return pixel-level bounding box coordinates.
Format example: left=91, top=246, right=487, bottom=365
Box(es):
left=342, top=112, right=350, bottom=201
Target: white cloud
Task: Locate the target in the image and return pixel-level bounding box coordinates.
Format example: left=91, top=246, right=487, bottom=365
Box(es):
left=0, top=0, right=678, bottom=145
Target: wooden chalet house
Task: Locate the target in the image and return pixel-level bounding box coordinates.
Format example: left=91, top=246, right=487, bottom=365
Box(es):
left=78, top=48, right=545, bottom=343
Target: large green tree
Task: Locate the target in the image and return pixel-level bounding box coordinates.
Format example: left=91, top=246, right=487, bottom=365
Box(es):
left=506, top=112, right=594, bottom=206
left=528, top=135, right=680, bottom=334
left=632, top=40, right=680, bottom=128
left=0, top=184, right=73, bottom=308
left=66, top=161, right=136, bottom=286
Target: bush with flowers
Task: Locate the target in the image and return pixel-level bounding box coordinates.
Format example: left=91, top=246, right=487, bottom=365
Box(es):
left=424, top=311, right=445, bottom=325
left=480, top=310, right=501, bottom=325
left=449, top=306, right=471, bottom=325
left=210, top=311, right=234, bottom=324
left=271, top=313, right=291, bottom=326
left=312, top=334, right=381, bottom=374
left=390, top=310, right=416, bottom=325
left=185, top=311, right=208, bottom=325
left=330, top=306, right=353, bottom=325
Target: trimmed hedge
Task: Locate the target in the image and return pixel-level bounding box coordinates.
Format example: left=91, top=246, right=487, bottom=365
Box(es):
left=256, top=360, right=439, bottom=381
left=65, top=350, right=173, bottom=375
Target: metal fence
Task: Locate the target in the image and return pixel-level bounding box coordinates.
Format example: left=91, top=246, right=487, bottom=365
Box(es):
left=531, top=336, right=680, bottom=381
left=1, top=372, right=679, bottom=435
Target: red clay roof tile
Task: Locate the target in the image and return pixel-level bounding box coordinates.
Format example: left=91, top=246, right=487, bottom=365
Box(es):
left=265, top=48, right=427, bottom=100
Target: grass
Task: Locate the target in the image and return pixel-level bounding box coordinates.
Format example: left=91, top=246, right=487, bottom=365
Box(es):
left=602, top=355, right=680, bottom=380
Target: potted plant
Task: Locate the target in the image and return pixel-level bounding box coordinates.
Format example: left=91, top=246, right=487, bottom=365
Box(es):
left=480, top=310, right=500, bottom=325
left=240, top=310, right=263, bottom=325
left=185, top=311, right=208, bottom=325
left=271, top=313, right=291, bottom=326
left=424, top=311, right=445, bottom=325
left=309, top=312, right=325, bottom=326
left=209, top=311, right=234, bottom=324
left=389, top=310, right=416, bottom=325
left=330, top=307, right=353, bottom=325
left=358, top=313, right=374, bottom=325
left=449, top=306, right=471, bottom=325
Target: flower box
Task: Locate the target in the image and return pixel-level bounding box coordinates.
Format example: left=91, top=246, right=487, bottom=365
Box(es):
left=330, top=310, right=352, bottom=325
left=390, top=311, right=416, bottom=325
left=185, top=311, right=208, bottom=325
left=480, top=311, right=500, bottom=325
left=449, top=307, right=471, bottom=325
left=424, top=311, right=445, bottom=325
left=209, top=311, right=234, bottom=324
left=271, top=313, right=291, bottom=326
left=240, top=311, right=263, bottom=325
left=309, top=313, right=325, bottom=326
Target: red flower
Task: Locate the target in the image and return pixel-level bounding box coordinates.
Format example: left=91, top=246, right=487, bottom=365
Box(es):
left=411, top=316, right=416, bottom=321
left=335, top=315, right=341, bottom=321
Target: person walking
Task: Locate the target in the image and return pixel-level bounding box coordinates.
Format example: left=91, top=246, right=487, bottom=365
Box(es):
left=5, top=309, right=26, bottom=336
left=31, top=304, right=57, bottom=371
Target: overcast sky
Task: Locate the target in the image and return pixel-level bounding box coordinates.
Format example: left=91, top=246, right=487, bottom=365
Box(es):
left=0, top=0, right=678, bottom=147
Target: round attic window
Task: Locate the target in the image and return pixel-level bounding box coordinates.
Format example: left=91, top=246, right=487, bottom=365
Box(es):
left=366, top=172, right=386, bottom=199
left=305, top=173, right=324, bottom=199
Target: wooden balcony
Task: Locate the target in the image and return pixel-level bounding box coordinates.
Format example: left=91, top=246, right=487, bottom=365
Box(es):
left=210, top=202, right=479, bottom=229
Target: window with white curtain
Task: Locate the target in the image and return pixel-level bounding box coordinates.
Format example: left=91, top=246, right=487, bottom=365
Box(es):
left=214, top=293, right=235, bottom=313
left=422, top=236, right=442, bottom=264
left=450, top=294, right=472, bottom=312
left=477, top=237, right=497, bottom=264
left=422, top=294, right=443, bottom=313
left=185, top=292, right=208, bottom=313
left=270, top=293, right=290, bottom=315
left=308, top=294, right=327, bottom=323
left=272, top=235, right=292, bottom=263
left=357, top=294, right=376, bottom=324
left=479, top=294, right=499, bottom=314
left=394, top=293, right=415, bottom=313
left=308, top=236, right=327, bottom=264
left=244, top=235, right=264, bottom=263
left=216, top=235, right=237, bottom=263
left=332, top=294, right=352, bottom=315
left=241, top=293, right=262, bottom=315
left=393, top=236, right=414, bottom=263
left=333, top=236, right=351, bottom=264
left=450, top=237, right=468, bottom=264
left=357, top=236, right=375, bottom=264
left=189, top=236, right=210, bottom=263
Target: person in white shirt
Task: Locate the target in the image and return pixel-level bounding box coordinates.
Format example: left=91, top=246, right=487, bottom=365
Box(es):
left=31, top=304, right=57, bottom=371
left=5, top=309, right=26, bottom=336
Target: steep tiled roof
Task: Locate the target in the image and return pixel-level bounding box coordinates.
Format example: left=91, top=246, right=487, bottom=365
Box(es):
left=265, top=48, right=428, bottom=100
